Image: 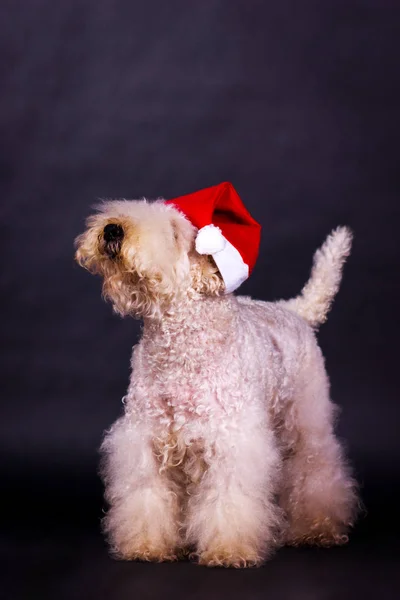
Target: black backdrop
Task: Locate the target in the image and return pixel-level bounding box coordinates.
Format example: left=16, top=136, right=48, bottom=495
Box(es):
left=1, top=1, right=399, bottom=598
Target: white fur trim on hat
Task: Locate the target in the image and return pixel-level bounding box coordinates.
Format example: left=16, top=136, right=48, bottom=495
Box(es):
left=212, top=240, right=249, bottom=293
left=195, top=225, right=226, bottom=254
left=195, top=225, right=249, bottom=294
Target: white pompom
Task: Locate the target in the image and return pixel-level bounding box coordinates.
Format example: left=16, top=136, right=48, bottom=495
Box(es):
left=195, top=225, right=226, bottom=254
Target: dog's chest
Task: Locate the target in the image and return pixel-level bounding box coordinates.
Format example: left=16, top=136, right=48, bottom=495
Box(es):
left=149, top=363, right=227, bottom=417
left=133, top=324, right=241, bottom=421
left=143, top=319, right=233, bottom=379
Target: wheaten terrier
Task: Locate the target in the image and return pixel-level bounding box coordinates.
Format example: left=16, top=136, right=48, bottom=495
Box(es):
left=75, top=183, right=358, bottom=568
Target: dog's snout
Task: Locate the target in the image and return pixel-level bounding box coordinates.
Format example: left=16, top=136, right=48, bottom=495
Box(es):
left=104, top=223, right=124, bottom=243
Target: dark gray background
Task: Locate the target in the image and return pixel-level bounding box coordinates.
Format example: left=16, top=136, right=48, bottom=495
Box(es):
left=1, top=1, right=399, bottom=598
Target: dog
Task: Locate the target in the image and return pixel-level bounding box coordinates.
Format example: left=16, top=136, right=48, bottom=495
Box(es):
left=75, top=188, right=358, bottom=568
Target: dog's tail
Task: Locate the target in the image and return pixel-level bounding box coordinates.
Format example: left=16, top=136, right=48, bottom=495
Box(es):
left=282, top=226, right=352, bottom=329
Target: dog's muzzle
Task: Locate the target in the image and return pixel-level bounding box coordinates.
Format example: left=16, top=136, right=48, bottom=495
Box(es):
left=103, top=223, right=124, bottom=258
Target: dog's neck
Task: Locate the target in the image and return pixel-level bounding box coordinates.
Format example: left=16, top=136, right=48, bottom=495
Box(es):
left=142, top=294, right=237, bottom=338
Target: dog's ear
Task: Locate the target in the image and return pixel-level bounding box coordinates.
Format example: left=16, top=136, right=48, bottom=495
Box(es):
left=168, top=212, right=224, bottom=296
left=190, top=254, right=225, bottom=296
left=170, top=213, right=194, bottom=255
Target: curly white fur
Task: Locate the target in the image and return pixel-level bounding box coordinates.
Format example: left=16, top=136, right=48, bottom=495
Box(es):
left=282, top=226, right=353, bottom=328
left=75, top=199, right=358, bottom=568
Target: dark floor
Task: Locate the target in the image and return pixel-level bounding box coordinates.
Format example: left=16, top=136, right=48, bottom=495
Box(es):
left=0, top=536, right=390, bottom=599
left=3, top=526, right=398, bottom=600
left=2, top=471, right=399, bottom=600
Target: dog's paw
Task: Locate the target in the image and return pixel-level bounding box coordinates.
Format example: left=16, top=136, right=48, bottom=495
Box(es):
left=286, top=517, right=350, bottom=548
left=112, top=541, right=179, bottom=562
left=195, top=547, right=263, bottom=568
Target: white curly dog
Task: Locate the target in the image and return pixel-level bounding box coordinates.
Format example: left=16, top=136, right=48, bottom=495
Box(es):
left=75, top=197, right=358, bottom=567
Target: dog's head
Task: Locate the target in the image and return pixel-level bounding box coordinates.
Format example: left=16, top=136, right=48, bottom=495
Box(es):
left=75, top=200, right=224, bottom=318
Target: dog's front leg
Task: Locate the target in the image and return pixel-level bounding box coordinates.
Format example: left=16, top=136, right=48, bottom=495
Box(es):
left=185, top=413, right=282, bottom=567
left=100, top=416, right=181, bottom=561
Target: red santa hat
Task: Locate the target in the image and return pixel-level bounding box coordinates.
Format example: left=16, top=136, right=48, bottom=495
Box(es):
left=165, top=182, right=261, bottom=293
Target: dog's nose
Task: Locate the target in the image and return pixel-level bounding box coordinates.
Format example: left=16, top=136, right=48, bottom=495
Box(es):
left=103, top=223, right=124, bottom=243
